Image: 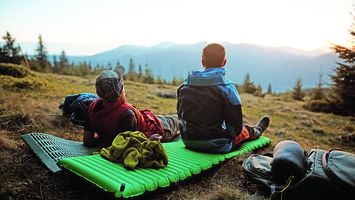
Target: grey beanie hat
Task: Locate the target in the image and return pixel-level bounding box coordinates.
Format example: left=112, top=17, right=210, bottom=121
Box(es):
left=95, top=65, right=126, bottom=102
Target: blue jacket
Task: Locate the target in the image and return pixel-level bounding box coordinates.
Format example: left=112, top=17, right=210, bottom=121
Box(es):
left=177, top=68, right=243, bottom=153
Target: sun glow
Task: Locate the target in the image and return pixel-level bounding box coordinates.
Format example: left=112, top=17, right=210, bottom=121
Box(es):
left=0, top=0, right=352, bottom=55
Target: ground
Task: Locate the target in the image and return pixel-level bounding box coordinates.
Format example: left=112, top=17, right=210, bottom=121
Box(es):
left=1, top=74, right=354, bottom=200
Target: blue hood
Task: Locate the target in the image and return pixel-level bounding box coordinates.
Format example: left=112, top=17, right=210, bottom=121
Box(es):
left=185, top=68, right=234, bottom=86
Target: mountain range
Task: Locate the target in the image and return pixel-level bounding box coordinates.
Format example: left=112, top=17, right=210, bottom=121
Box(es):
left=64, top=42, right=338, bottom=93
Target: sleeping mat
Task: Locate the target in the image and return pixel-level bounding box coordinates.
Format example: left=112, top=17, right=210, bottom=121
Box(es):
left=22, top=133, right=271, bottom=198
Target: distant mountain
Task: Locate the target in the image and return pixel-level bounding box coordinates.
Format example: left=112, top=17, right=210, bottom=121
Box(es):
left=63, top=42, right=338, bottom=93
left=219, top=43, right=338, bottom=92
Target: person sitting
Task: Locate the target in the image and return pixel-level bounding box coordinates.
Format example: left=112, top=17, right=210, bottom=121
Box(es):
left=177, top=43, right=270, bottom=153
left=83, top=65, right=179, bottom=147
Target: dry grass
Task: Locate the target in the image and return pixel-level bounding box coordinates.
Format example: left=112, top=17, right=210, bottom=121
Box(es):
left=0, top=72, right=354, bottom=200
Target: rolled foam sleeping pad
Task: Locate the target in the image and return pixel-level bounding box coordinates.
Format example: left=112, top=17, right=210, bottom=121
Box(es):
left=271, top=140, right=306, bottom=184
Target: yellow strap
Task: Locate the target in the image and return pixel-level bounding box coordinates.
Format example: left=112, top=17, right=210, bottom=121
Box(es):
left=270, top=175, right=294, bottom=200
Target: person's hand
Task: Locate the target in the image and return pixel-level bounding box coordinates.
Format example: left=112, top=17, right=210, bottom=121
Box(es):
left=148, top=134, right=162, bottom=142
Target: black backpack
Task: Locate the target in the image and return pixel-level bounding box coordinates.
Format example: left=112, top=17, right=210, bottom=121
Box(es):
left=59, top=93, right=98, bottom=126
left=242, top=140, right=355, bottom=200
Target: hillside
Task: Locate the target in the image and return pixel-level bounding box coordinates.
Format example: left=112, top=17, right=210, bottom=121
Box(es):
left=0, top=72, right=354, bottom=200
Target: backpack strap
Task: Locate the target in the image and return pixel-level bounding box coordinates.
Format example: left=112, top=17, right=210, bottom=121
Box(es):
left=270, top=175, right=294, bottom=200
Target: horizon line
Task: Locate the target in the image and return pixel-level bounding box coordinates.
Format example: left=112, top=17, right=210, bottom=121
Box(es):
left=0, top=40, right=332, bottom=56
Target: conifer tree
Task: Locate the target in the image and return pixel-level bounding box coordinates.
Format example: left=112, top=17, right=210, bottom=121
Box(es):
left=171, top=76, right=178, bottom=86
left=254, top=85, right=263, bottom=96
left=329, top=13, right=355, bottom=115
left=291, top=78, right=305, bottom=101
left=107, top=62, right=112, bottom=70
left=0, top=46, right=5, bottom=63
left=267, top=84, right=272, bottom=94
left=81, top=61, right=90, bottom=76
left=35, top=34, right=50, bottom=72
left=59, top=50, right=69, bottom=74
left=127, top=58, right=138, bottom=81
left=88, top=62, right=92, bottom=71
left=138, top=64, right=143, bottom=80
left=115, top=61, right=125, bottom=79
left=93, top=64, right=104, bottom=75
left=52, top=55, right=60, bottom=74
left=1, top=31, right=22, bottom=64
left=155, top=75, right=164, bottom=85
left=115, top=61, right=121, bottom=68
left=143, top=64, right=155, bottom=84
left=241, top=73, right=256, bottom=94
left=310, top=72, right=325, bottom=100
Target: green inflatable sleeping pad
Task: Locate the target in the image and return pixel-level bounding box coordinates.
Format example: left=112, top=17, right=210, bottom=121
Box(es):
left=58, top=136, right=271, bottom=198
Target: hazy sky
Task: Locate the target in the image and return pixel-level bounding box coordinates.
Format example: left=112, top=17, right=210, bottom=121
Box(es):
left=0, top=0, right=353, bottom=55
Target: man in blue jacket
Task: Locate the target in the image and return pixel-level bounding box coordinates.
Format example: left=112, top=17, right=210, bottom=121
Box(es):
left=177, top=43, right=270, bottom=153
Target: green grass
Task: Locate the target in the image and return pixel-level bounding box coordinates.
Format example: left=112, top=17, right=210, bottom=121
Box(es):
left=0, top=71, right=354, bottom=200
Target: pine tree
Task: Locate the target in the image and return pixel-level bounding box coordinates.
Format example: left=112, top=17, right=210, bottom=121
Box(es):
left=35, top=34, right=50, bottom=72
left=170, top=76, right=183, bottom=86
left=267, top=84, right=272, bottom=94
left=115, top=61, right=122, bottom=71
left=52, top=55, right=60, bottom=74
left=254, top=85, right=263, bottom=96
left=93, top=64, right=104, bottom=76
left=0, top=46, right=5, bottom=63
left=291, top=78, right=305, bottom=101
left=138, top=64, right=143, bottom=80
left=81, top=61, right=90, bottom=76
left=115, top=61, right=125, bottom=78
left=329, top=15, right=355, bottom=115
left=155, top=75, right=164, bottom=85
left=1, top=31, right=22, bottom=64
left=241, top=73, right=256, bottom=94
left=311, top=72, right=325, bottom=100
left=171, top=76, right=178, bottom=86
left=127, top=58, right=138, bottom=81
left=107, top=62, right=113, bottom=70
left=59, top=50, right=69, bottom=74
left=143, top=64, right=155, bottom=84
left=88, top=62, right=92, bottom=71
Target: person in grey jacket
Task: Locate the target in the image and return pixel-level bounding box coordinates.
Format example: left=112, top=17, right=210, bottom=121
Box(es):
left=177, top=43, right=270, bottom=153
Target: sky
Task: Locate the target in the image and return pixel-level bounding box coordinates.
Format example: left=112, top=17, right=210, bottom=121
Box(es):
left=0, top=0, right=354, bottom=55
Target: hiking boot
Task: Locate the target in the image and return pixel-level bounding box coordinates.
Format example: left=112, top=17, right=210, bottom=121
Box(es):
left=256, top=116, right=270, bottom=133
left=249, top=116, right=270, bottom=140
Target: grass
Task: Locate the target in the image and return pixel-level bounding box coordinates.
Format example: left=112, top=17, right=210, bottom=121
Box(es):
left=0, top=72, right=354, bottom=200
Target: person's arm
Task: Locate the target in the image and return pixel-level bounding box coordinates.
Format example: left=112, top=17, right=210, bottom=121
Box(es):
left=118, top=109, right=162, bottom=141
left=223, top=86, right=243, bottom=138
left=224, top=103, right=243, bottom=138
left=83, top=114, right=101, bottom=147
left=117, top=109, right=137, bottom=133
left=83, top=129, right=100, bottom=147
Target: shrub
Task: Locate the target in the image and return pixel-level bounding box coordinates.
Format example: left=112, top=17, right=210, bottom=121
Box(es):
left=0, top=73, right=47, bottom=90
left=304, top=99, right=333, bottom=113
left=340, top=133, right=355, bottom=145
left=0, top=63, right=29, bottom=78
left=342, top=122, right=355, bottom=133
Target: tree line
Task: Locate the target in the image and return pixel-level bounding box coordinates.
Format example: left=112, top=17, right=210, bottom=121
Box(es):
left=0, top=32, right=184, bottom=86
left=1, top=25, right=354, bottom=116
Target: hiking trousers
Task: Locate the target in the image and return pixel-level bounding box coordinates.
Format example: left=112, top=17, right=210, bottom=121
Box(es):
left=156, top=114, right=180, bottom=142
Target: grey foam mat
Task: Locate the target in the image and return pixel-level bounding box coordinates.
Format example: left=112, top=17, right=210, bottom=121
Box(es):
left=21, top=133, right=100, bottom=173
